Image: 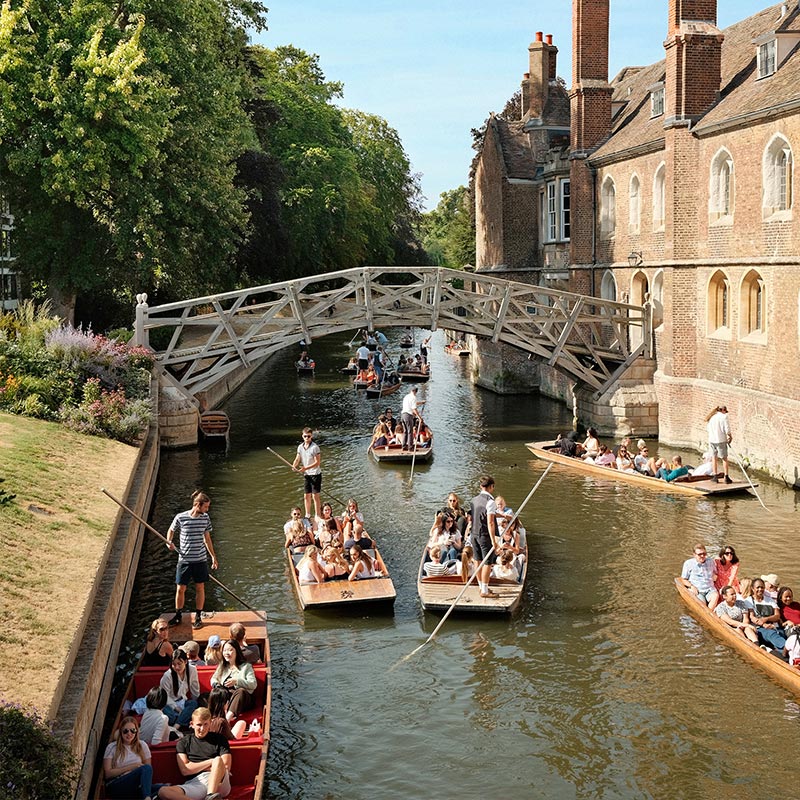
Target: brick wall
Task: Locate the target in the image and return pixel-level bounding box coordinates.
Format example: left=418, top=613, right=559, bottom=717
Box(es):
left=475, top=131, right=505, bottom=268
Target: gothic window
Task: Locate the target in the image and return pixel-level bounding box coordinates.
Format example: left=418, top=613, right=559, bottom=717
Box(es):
left=740, top=270, right=766, bottom=339
left=600, top=270, right=617, bottom=302
left=652, top=269, right=665, bottom=329
left=629, top=175, right=641, bottom=234
left=709, top=149, right=734, bottom=222
left=653, top=163, right=666, bottom=231
left=707, top=270, right=730, bottom=334
left=600, top=176, right=616, bottom=238
left=763, top=135, right=793, bottom=217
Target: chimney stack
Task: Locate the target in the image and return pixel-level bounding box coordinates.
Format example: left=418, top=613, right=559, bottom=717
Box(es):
left=522, top=32, right=558, bottom=120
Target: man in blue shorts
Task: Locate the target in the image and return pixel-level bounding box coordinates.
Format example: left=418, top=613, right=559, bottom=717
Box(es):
left=292, top=427, right=322, bottom=519
left=469, top=475, right=500, bottom=598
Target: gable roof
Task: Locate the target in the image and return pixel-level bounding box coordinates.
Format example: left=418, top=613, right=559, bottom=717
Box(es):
left=486, top=116, right=538, bottom=180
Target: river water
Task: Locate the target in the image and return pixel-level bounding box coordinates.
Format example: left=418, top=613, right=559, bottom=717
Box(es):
left=117, top=330, right=800, bottom=800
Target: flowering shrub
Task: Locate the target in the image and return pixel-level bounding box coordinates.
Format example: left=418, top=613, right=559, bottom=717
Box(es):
left=0, top=306, right=154, bottom=443
left=0, top=701, right=78, bottom=799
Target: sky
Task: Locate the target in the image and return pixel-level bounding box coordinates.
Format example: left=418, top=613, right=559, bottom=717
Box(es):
left=252, top=1, right=771, bottom=210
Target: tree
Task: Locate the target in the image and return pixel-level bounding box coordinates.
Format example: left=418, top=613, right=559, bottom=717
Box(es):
left=419, top=187, right=475, bottom=269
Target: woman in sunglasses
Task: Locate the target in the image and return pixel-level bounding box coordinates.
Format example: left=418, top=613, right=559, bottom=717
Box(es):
left=103, top=716, right=159, bottom=799
left=141, top=618, right=174, bottom=667
left=714, top=545, right=740, bottom=593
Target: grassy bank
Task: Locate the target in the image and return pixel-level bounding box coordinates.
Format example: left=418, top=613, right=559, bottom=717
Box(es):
left=0, top=412, right=138, bottom=714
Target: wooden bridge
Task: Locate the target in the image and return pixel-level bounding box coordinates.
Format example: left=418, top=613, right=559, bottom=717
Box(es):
left=134, top=266, right=652, bottom=402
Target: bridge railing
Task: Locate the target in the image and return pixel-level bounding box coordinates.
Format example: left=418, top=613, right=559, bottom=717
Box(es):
left=135, top=267, right=651, bottom=398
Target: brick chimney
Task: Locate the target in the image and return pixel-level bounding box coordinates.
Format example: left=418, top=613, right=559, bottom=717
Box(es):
left=664, top=0, right=723, bottom=123
left=522, top=32, right=558, bottom=119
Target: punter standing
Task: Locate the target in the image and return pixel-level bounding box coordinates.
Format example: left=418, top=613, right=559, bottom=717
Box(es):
left=293, top=427, right=322, bottom=518
left=401, top=387, right=422, bottom=451
left=705, top=405, right=733, bottom=483
left=470, top=475, right=499, bottom=598
left=166, top=490, right=219, bottom=629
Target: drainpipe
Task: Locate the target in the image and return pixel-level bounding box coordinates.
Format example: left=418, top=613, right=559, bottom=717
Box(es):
left=590, top=163, right=598, bottom=296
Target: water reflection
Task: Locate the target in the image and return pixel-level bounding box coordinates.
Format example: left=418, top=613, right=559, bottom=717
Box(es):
left=113, top=329, right=800, bottom=799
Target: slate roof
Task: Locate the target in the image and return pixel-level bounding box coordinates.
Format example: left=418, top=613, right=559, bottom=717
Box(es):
left=488, top=116, right=537, bottom=180
left=592, top=2, right=797, bottom=161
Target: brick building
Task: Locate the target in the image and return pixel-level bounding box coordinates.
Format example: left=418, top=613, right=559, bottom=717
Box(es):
left=474, top=0, right=800, bottom=485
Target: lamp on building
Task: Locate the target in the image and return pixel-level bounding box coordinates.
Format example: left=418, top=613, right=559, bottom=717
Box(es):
left=627, top=251, right=643, bottom=268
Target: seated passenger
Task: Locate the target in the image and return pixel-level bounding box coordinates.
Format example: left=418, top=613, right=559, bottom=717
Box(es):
left=491, top=549, right=518, bottom=581
left=341, top=498, right=367, bottom=540
left=296, top=545, right=325, bottom=584
left=142, top=618, right=174, bottom=667
left=556, top=430, right=581, bottom=457
left=298, top=350, right=312, bottom=367
left=284, top=506, right=312, bottom=534
left=581, top=427, right=600, bottom=459
left=158, top=707, right=231, bottom=800
left=319, top=545, right=350, bottom=579
left=715, top=585, right=759, bottom=643
left=690, top=452, right=715, bottom=477
left=416, top=422, right=432, bottom=447
left=392, top=422, right=405, bottom=446
left=594, top=444, right=616, bottom=467
left=634, top=442, right=655, bottom=476
left=348, top=544, right=377, bottom=580
left=440, top=492, right=468, bottom=534
left=369, top=415, right=390, bottom=450
left=204, top=634, right=224, bottom=666
left=315, top=502, right=342, bottom=542
left=744, top=578, right=786, bottom=651
left=655, top=455, right=689, bottom=482
left=680, top=543, right=719, bottom=609
left=344, top=527, right=374, bottom=552
left=139, top=687, right=176, bottom=746
left=493, top=496, right=513, bottom=534
left=713, top=546, right=740, bottom=593
left=423, top=545, right=450, bottom=577
left=778, top=586, right=800, bottom=634
left=784, top=628, right=800, bottom=666
left=318, top=517, right=344, bottom=550
left=207, top=686, right=247, bottom=740
left=615, top=444, right=636, bottom=473
left=210, top=639, right=257, bottom=723
left=284, top=518, right=315, bottom=554
left=180, top=640, right=205, bottom=668
left=453, top=545, right=476, bottom=581
left=160, top=649, right=200, bottom=727
left=761, top=573, right=780, bottom=602
left=383, top=407, right=397, bottom=432
left=103, top=716, right=160, bottom=800
left=612, top=436, right=632, bottom=457
left=229, top=622, right=260, bottom=664
left=498, top=516, right=524, bottom=558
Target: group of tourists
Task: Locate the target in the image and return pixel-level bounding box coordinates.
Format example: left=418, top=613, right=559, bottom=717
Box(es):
left=104, top=622, right=264, bottom=800
left=555, top=404, right=737, bottom=484
left=367, top=393, right=432, bottom=452
left=680, top=544, right=800, bottom=660
left=421, top=478, right=527, bottom=595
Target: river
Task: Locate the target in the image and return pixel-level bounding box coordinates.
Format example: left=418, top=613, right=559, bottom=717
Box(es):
left=116, top=329, right=800, bottom=800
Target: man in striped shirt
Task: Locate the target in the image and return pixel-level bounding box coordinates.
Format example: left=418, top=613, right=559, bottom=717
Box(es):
left=166, top=491, right=219, bottom=629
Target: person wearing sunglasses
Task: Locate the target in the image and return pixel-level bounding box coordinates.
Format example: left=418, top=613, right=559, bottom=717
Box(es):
left=681, top=544, right=719, bottom=609
left=713, top=545, right=741, bottom=593
left=292, top=427, right=322, bottom=519
left=103, top=716, right=162, bottom=799
left=142, top=618, right=174, bottom=667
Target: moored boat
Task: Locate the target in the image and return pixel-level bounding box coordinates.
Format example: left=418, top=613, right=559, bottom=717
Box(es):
left=370, top=436, right=434, bottom=463
left=525, top=440, right=755, bottom=497
left=286, top=547, right=396, bottom=609
left=95, top=610, right=271, bottom=800
left=417, top=539, right=528, bottom=615
left=199, top=410, right=230, bottom=443
left=674, top=578, right=800, bottom=697
left=398, top=369, right=431, bottom=383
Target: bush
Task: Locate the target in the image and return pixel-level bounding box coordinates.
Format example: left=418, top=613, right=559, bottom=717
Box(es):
left=0, top=701, right=78, bottom=799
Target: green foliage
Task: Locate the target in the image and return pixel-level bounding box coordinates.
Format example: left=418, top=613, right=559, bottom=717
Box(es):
left=0, top=701, right=79, bottom=799
left=419, top=187, right=476, bottom=268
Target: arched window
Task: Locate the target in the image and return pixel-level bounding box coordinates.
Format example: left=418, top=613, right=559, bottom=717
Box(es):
left=629, top=175, right=641, bottom=234
left=600, top=176, right=616, bottom=238
left=709, top=148, right=734, bottom=222
left=652, top=269, right=664, bottom=329
left=740, top=270, right=766, bottom=338
left=630, top=270, right=649, bottom=348
left=653, top=163, right=666, bottom=231
left=707, top=270, right=730, bottom=334
left=600, top=270, right=617, bottom=302
left=763, top=134, right=793, bottom=217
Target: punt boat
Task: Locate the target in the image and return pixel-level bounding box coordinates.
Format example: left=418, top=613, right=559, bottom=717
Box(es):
left=444, top=343, right=470, bottom=357
left=95, top=610, right=271, bottom=800
left=199, top=411, right=230, bottom=443
left=398, top=369, right=431, bottom=384
left=296, top=359, right=315, bottom=376
left=417, top=538, right=528, bottom=615
left=525, top=440, right=755, bottom=497
left=399, top=336, right=413, bottom=348
left=353, top=376, right=374, bottom=390
left=286, top=547, right=396, bottom=609
left=370, top=435, right=434, bottom=463
left=674, top=578, right=800, bottom=697
left=365, top=380, right=402, bottom=399
left=340, top=364, right=358, bottom=375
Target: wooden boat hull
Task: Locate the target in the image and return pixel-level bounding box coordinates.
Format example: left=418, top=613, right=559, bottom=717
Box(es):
left=417, top=547, right=528, bottom=615
left=525, top=441, right=756, bottom=497
left=371, top=442, right=433, bottom=463
left=296, top=363, right=315, bottom=375
left=353, top=379, right=373, bottom=389
left=365, top=382, right=401, bottom=399
left=199, top=411, right=230, bottom=441
left=445, top=347, right=470, bottom=357
left=674, top=578, right=800, bottom=697
left=399, top=340, right=413, bottom=348
left=399, top=371, right=430, bottom=383
left=340, top=366, right=358, bottom=375
left=96, top=611, right=271, bottom=800
left=287, top=548, right=396, bottom=609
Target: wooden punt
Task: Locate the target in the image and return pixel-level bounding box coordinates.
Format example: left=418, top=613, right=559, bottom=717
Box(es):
left=371, top=437, right=434, bottom=463
left=417, top=540, right=528, bottom=615
left=286, top=548, right=396, bottom=609
left=399, top=337, right=413, bottom=348
left=674, top=578, right=800, bottom=697
left=399, top=369, right=431, bottom=383
left=444, top=345, right=470, bottom=357
left=199, top=410, right=230, bottom=442
left=340, top=365, right=358, bottom=375
left=525, top=441, right=755, bottom=497
left=96, top=610, right=271, bottom=800
left=365, top=380, right=402, bottom=399
left=353, top=377, right=374, bottom=390
left=295, top=360, right=315, bottom=375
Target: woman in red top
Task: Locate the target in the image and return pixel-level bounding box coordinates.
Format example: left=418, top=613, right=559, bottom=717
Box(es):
left=714, top=545, right=740, bottom=593
left=778, top=587, right=800, bottom=630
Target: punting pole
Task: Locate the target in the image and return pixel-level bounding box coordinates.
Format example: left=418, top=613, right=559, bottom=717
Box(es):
left=101, top=488, right=268, bottom=623
left=400, top=462, right=554, bottom=662
left=265, top=445, right=348, bottom=509
left=409, top=418, right=422, bottom=485
left=731, top=449, right=771, bottom=513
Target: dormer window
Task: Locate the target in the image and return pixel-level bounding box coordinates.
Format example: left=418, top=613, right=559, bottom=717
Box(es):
left=650, top=84, right=665, bottom=118
left=758, top=39, right=777, bottom=78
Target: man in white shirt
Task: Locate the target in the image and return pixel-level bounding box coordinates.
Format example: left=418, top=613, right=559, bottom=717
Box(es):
left=292, top=427, right=322, bottom=518
left=705, top=405, right=732, bottom=483
left=401, top=387, right=421, bottom=450
left=356, top=343, right=371, bottom=371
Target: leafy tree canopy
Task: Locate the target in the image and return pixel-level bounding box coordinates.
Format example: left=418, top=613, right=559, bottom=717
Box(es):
left=419, top=186, right=475, bottom=269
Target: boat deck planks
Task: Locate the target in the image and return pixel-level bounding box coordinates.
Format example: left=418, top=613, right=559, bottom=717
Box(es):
left=199, top=411, right=230, bottom=440
left=371, top=442, right=433, bottom=463
left=674, top=578, right=800, bottom=697
left=526, top=441, right=755, bottom=497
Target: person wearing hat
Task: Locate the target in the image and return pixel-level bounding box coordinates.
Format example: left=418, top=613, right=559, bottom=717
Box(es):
left=401, top=386, right=423, bottom=451
left=204, top=634, right=224, bottom=666
left=761, top=573, right=780, bottom=602
left=705, top=405, right=733, bottom=484
left=180, top=641, right=205, bottom=668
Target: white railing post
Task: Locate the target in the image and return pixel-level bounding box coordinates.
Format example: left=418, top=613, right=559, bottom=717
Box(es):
left=134, top=293, right=149, bottom=348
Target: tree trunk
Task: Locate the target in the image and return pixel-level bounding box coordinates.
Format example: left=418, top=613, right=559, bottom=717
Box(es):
left=47, top=283, right=77, bottom=326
